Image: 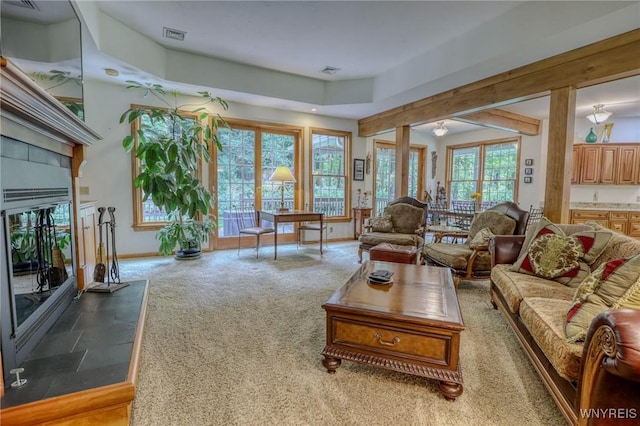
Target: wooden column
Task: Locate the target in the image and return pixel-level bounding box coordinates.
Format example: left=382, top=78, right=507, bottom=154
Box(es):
left=544, top=86, right=576, bottom=223
left=395, top=125, right=410, bottom=197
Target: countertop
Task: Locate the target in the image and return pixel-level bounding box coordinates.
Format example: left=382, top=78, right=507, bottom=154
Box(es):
left=570, top=202, right=640, bottom=211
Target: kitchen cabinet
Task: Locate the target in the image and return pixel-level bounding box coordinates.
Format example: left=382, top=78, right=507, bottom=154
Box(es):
left=78, top=201, right=97, bottom=290
left=598, top=146, right=618, bottom=184
left=571, top=145, right=582, bottom=184
left=570, top=209, right=640, bottom=238
left=630, top=213, right=640, bottom=238
left=573, top=143, right=640, bottom=185
left=617, top=145, right=639, bottom=184
left=579, top=145, right=601, bottom=184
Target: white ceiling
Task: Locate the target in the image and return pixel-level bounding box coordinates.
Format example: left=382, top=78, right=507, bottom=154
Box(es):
left=3, top=0, right=640, bottom=134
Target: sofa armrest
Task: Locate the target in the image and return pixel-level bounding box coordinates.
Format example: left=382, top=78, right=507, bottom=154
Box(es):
left=577, top=309, right=640, bottom=425
left=489, top=235, right=525, bottom=266
left=584, top=309, right=640, bottom=382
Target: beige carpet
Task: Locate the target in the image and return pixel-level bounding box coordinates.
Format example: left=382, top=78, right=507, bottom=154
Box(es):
left=118, top=241, right=566, bottom=426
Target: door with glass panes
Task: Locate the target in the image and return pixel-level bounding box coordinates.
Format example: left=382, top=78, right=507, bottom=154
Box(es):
left=215, top=123, right=300, bottom=249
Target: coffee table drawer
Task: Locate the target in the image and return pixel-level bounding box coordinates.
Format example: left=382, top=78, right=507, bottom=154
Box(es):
left=332, top=317, right=454, bottom=366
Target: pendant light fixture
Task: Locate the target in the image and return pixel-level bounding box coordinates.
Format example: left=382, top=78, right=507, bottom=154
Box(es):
left=432, top=121, right=449, bottom=137
left=586, top=104, right=612, bottom=124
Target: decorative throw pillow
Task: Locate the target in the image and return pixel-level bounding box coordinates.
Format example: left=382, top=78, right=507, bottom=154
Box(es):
left=469, top=227, right=494, bottom=249
left=565, top=254, right=640, bottom=343
left=509, top=219, right=612, bottom=287
left=526, top=233, right=584, bottom=278
left=369, top=215, right=393, bottom=233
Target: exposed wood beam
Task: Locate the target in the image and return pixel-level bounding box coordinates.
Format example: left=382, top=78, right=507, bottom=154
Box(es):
left=395, top=125, right=410, bottom=197
left=545, top=87, right=576, bottom=224
left=358, top=29, right=640, bottom=137
left=454, top=109, right=541, bottom=136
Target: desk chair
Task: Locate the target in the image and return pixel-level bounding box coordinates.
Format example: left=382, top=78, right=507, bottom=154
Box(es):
left=234, top=204, right=274, bottom=258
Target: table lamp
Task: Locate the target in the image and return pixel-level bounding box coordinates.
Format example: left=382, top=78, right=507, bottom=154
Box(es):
left=268, top=166, right=296, bottom=212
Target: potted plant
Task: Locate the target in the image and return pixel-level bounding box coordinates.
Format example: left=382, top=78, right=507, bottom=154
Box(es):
left=120, top=81, right=228, bottom=259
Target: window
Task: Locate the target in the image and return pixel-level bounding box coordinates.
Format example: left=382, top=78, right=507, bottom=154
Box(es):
left=129, top=107, right=200, bottom=229
left=373, top=141, right=426, bottom=214
left=447, top=137, right=520, bottom=208
left=310, top=128, right=351, bottom=219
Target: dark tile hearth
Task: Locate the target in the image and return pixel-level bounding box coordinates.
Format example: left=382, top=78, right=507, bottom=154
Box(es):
left=1, top=280, right=146, bottom=409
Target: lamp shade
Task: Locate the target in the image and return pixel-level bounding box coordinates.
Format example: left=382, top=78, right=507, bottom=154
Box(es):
left=586, top=104, right=612, bottom=124
left=268, top=166, right=296, bottom=183
left=433, top=121, right=449, bottom=137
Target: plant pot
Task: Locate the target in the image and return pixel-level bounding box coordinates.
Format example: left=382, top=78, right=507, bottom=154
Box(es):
left=175, top=240, right=202, bottom=260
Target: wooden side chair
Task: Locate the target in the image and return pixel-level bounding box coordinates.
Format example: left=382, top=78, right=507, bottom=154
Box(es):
left=234, top=204, right=274, bottom=258
left=297, top=204, right=328, bottom=249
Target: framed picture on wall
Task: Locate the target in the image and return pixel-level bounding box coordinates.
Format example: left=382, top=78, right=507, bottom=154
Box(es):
left=524, top=177, right=532, bottom=184
left=353, top=159, right=365, bottom=181
left=524, top=168, right=533, bottom=175
left=525, top=159, right=534, bottom=166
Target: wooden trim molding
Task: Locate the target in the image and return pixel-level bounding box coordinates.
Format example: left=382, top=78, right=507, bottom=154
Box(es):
left=358, top=29, right=640, bottom=136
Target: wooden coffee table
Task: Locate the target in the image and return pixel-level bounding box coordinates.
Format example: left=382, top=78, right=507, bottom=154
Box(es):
left=321, top=261, right=465, bottom=400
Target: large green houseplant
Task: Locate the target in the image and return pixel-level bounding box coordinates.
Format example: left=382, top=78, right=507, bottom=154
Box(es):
left=120, top=81, right=228, bottom=258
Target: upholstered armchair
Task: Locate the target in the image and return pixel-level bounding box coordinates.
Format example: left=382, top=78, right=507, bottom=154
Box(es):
left=358, top=197, right=428, bottom=263
left=422, top=202, right=529, bottom=286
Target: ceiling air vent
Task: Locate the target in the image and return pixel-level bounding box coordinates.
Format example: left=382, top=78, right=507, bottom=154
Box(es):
left=321, top=66, right=341, bottom=75
left=163, top=27, right=186, bottom=41
left=4, top=0, right=39, bottom=10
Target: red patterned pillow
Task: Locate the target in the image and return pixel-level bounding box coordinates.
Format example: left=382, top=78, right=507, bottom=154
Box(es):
left=509, top=221, right=612, bottom=287
left=565, top=254, right=640, bottom=343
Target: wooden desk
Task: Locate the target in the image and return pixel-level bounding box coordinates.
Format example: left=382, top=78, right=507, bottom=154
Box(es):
left=258, top=210, right=323, bottom=260
left=321, top=261, right=464, bottom=400
left=353, top=208, right=372, bottom=239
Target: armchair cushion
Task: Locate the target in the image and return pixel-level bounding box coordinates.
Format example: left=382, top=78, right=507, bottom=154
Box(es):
left=385, top=203, right=424, bottom=234
left=359, top=232, right=424, bottom=247
left=369, top=214, right=393, bottom=233
left=423, top=243, right=491, bottom=271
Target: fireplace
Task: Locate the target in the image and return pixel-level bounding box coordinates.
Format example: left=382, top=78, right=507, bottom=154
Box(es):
left=1, top=59, right=101, bottom=387
left=1, top=136, right=77, bottom=381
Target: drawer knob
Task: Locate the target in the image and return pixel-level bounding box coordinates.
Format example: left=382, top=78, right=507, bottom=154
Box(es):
left=374, top=332, right=400, bottom=346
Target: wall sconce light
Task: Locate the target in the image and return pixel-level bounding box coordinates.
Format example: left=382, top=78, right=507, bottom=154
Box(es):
left=586, top=104, right=612, bottom=124
left=432, top=121, right=449, bottom=137
left=365, top=152, right=372, bottom=174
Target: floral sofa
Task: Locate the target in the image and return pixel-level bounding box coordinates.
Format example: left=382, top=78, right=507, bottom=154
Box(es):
left=490, top=219, right=640, bottom=425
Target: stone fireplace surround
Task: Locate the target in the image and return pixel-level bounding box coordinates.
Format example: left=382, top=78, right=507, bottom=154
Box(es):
left=0, top=58, right=101, bottom=387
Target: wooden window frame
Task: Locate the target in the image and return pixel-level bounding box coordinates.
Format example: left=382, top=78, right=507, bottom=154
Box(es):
left=309, top=127, right=352, bottom=222
left=445, top=136, right=521, bottom=206
left=129, top=105, right=201, bottom=230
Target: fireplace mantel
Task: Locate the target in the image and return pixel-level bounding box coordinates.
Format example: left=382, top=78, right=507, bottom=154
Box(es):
left=1, top=57, right=101, bottom=151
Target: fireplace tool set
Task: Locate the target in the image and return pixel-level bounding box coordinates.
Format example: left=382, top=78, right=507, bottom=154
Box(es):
left=88, top=206, right=129, bottom=293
